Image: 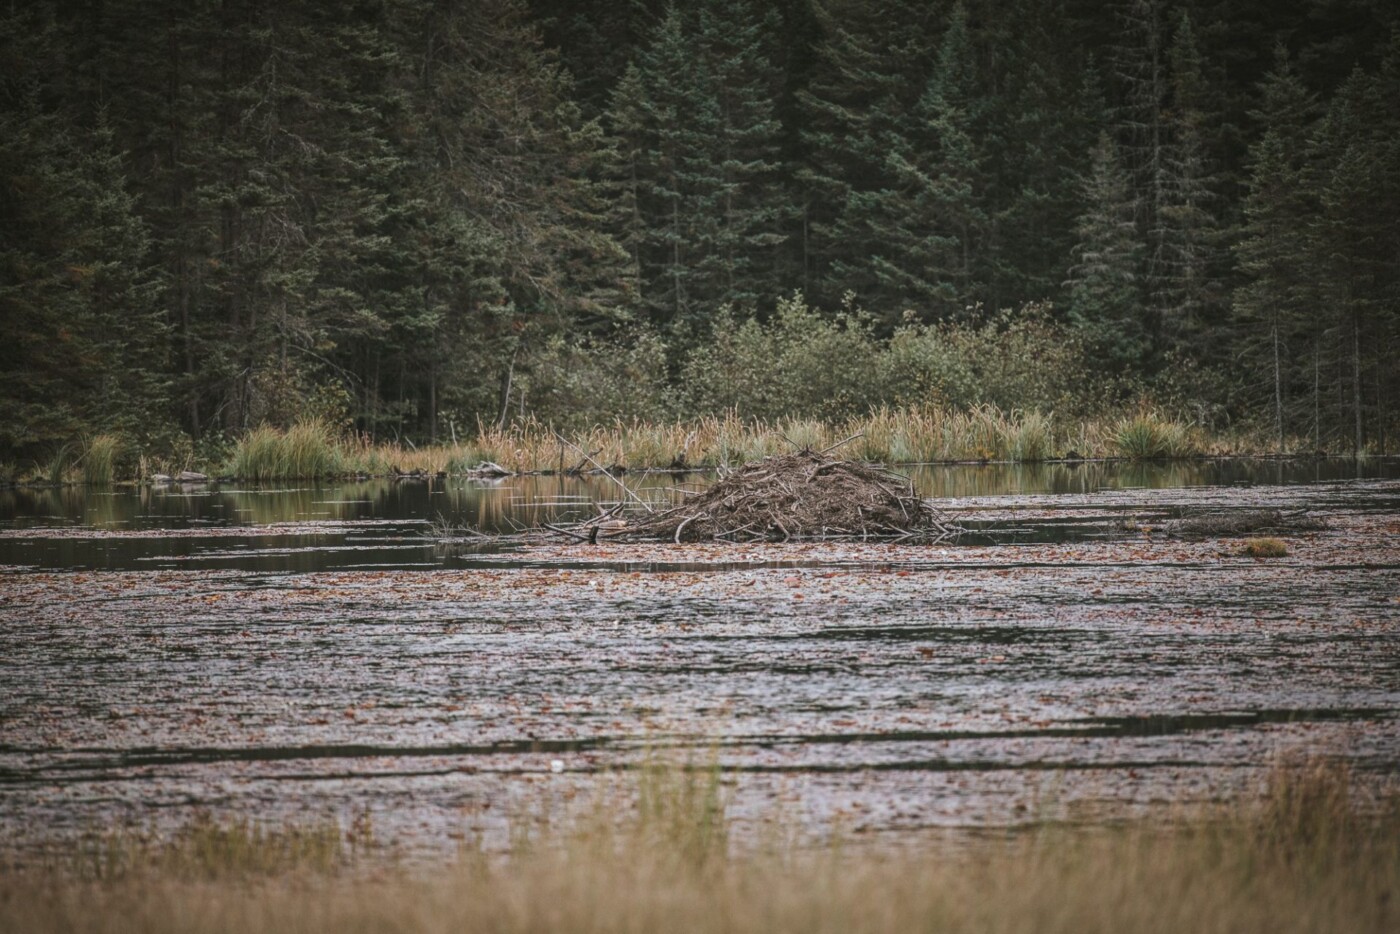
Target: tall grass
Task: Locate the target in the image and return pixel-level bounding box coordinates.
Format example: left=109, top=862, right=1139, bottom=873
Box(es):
left=81, top=434, right=122, bottom=486
left=211, top=406, right=1217, bottom=480
left=68, top=814, right=350, bottom=882
left=2, top=759, right=1396, bottom=933
left=1111, top=409, right=1200, bottom=459
left=228, top=421, right=344, bottom=480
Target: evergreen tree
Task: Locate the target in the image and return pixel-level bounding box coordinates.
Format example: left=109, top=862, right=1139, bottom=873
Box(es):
left=696, top=0, right=790, bottom=311
left=1153, top=11, right=1222, bottom=352
left=609, top=0, right=790, bottom=339
left=1232, top=47, right=1318, bottom=450
left=1305, top=63, right=1395, bottom=452
left=795, top=0, right=944, bottom=314
left=0, top=102, right=167, bottom=460
left=1066, top=131, right=1146, bottom=371
left=977, top=0, right=1095, bottom=310
left=881, top=2, right=986, bottom=320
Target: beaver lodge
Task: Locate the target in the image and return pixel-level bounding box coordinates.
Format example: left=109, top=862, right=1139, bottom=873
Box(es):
left=543, top=451, right=959, bottom=544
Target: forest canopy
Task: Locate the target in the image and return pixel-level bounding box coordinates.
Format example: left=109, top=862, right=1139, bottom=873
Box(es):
left=2, top=0, right=1398, bottom=464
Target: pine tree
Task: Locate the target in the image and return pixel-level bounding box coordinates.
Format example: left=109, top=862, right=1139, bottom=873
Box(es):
left=980, top=0, right=1098, bottom=310
left=795, top=0, right=944, bottom=313
left=695, top=0, right=790, bottom=311
left=1306, top=65, right=1393, bottom=452
left=0, top=101, right=167, bottom=460
left=1153, top=11, right=1221, bottom=352
left=881, top=2, right=986, bottom=320
left=607, top=0, right=790, bottom=340
left=1066, top=130, right=1146, bottom=370
left=1233, top=47, right=1318, bottom=450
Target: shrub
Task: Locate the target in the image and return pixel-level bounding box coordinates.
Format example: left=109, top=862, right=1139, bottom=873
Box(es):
left=524, top=328, right=674, bottom=433
left=885, top=303, right=1100, bottom=417
left=679, top=294, right=886, bottom=422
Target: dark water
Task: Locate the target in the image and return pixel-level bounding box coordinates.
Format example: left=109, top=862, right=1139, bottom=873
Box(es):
left=1, top=457, right=1396, bottom=573
left=1, top=459, right=1397, bottom=856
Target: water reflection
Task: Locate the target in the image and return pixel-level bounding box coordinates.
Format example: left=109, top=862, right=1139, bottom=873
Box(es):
left=3, top=457, right=1396, bottom=532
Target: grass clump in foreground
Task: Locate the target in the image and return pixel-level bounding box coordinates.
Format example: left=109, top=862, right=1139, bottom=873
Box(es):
left=2, top=758, right=1397, bottom=933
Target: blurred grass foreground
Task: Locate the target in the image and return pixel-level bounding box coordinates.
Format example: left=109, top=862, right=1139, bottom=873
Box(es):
left=2, top=758, right=1397, bottom=933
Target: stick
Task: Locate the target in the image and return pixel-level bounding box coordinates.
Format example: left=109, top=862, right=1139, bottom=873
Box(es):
left=674, top=514, right=700, bottom=543
left=553, top=433, right=653, bottom=513
left=543, top=521, right=594, bottom=543
left=779, top=432, right=804, bottom=452
left=819, top=432, right=864, bottom=456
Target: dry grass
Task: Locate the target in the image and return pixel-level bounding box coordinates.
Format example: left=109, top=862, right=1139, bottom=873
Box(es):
left=2, top=759, right=1396, bottom=934
left=1242, top=537, right=1289, bottom=557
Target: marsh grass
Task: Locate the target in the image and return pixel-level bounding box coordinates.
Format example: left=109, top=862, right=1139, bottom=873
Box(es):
left=65, top=814, right=349, bottom=882
left=1241, top=537, right=1289, bottom=558
left=3, top=759, right=1397, bottom=933
left=80, top=434, right=122, bottom=486
left=228, top=420, right=345, bottom=480
left=1111, top=409, right=1200, bottom=459
left=119, top=406, right=1280, bottom=482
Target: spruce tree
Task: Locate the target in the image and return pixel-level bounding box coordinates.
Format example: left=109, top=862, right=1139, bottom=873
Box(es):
left=1066, top=131, right=1146, bottom=371
left=1154, top=11, right=1222, bottom=353
left=0, top=102, right=167, bottom=460
left=795, top=0, right=944, bottom=314
left=1233, top=47, right=1318, bottom=450
left=881, top=2, right=986, bottom=321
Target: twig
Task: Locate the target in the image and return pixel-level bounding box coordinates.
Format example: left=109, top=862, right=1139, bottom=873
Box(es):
left=819, top=432, right=865, bottom=456
left=553, top=433, right=654, bottom=513
left=543, top=521, right=594, bottom=543
left=674, top=514, right=700, bottom=543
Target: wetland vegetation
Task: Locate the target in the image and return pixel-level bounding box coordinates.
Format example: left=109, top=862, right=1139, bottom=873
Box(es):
left=4, top=760, right=1398, bottom=934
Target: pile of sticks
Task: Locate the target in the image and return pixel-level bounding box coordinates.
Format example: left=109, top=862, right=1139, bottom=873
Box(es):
left=549, top=449, right=958, bottom=544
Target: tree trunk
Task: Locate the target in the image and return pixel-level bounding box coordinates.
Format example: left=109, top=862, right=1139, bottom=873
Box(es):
left=1352, top=310, right=1363, bottom=454
left=1272, top=318, right=1283, bottom=452
left=497, top=344, right=518, bottom=432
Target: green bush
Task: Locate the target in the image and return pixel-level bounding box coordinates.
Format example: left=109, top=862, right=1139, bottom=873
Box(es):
left=524, top=328, right=674, bottom=432
left=885, top=303, right=1101, bottom=416
left=679, top=293, right=886, bottom=422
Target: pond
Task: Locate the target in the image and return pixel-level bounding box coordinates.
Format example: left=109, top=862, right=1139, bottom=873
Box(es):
left=2, top=457, right=1398, bottom=857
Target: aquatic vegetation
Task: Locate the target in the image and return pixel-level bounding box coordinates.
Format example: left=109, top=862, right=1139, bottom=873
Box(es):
left=80, top=434, right=122, bottom=486
left=68, top=814, right=352, bottom=881
left=1111, top=409, right=1200, bottom=460
left=1241, top=537, right=1289, bottom=558
left=228, top=420, right=345, bottom=480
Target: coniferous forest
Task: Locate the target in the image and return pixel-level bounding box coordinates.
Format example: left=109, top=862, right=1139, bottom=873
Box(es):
left=4, top=0, right=1399, bottom=468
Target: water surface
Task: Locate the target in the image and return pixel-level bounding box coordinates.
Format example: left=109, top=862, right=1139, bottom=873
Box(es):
left=2, top=459, right=1397, bottom=856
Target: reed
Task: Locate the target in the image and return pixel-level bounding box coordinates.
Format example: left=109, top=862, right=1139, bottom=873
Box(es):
left=208, top=405, right=1234, bottom=480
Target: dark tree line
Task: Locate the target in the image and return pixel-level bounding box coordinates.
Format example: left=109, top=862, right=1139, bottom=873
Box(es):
left=3, top=0, right=1398, bottom=461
